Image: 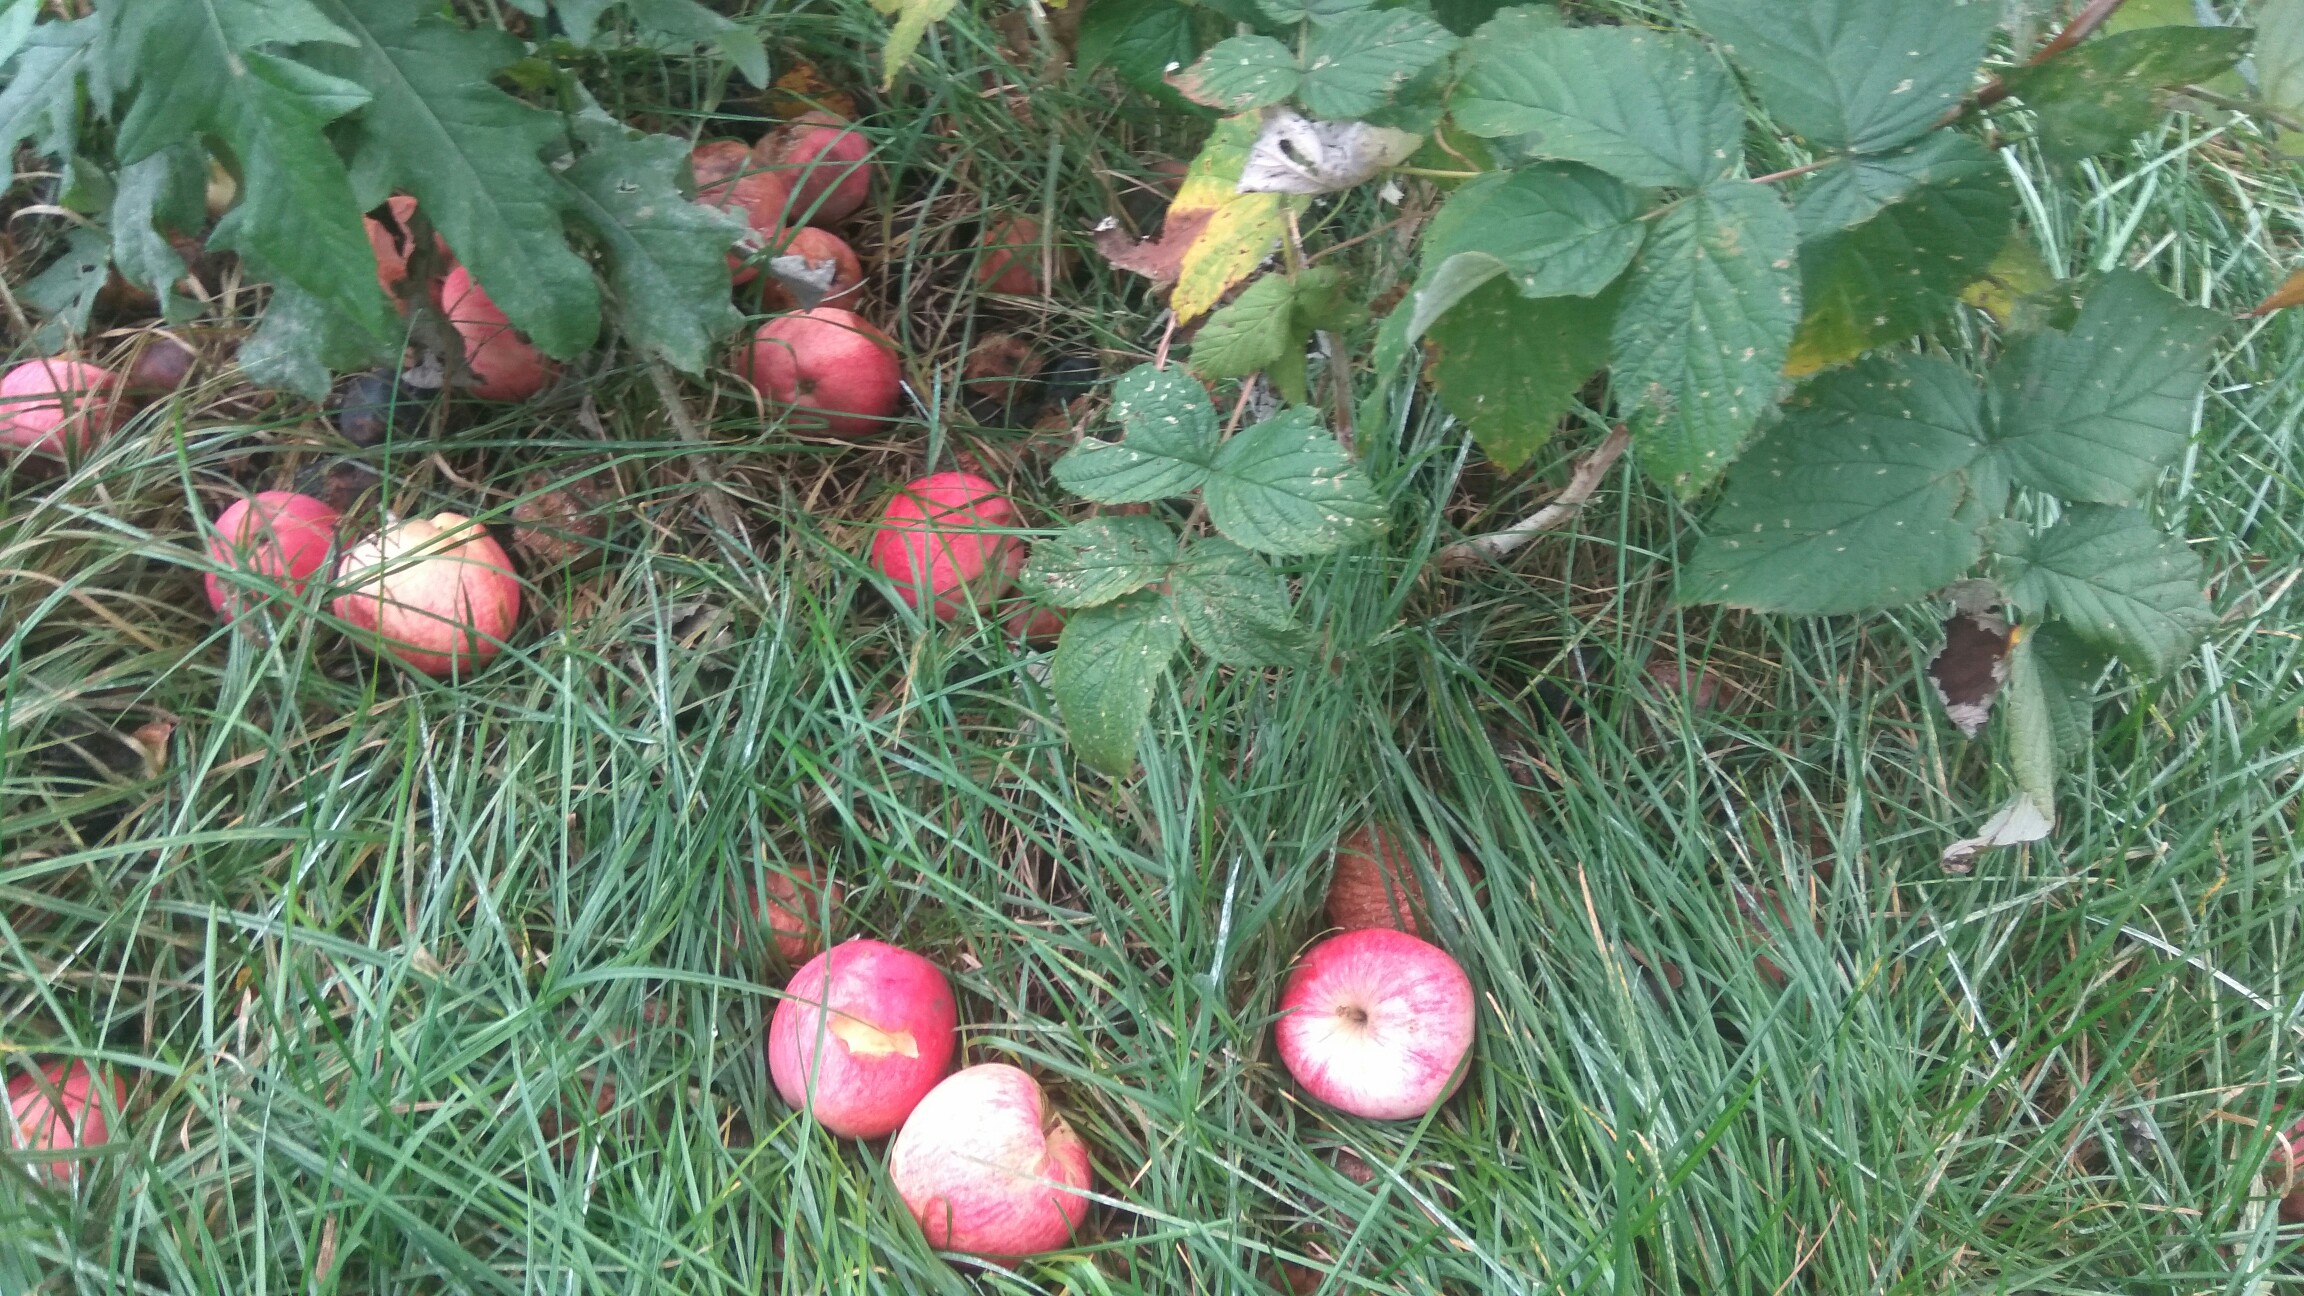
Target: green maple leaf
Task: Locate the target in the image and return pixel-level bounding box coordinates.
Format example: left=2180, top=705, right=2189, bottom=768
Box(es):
left=303, top=0, right=601, bottom=360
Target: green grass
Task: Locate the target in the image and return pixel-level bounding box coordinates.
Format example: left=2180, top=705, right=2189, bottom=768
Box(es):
left=6, top=1, right=2304, bottom=1292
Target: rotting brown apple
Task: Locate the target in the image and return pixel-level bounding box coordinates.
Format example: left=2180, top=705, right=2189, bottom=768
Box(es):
left=1324, top=824, right=1484, bottom=938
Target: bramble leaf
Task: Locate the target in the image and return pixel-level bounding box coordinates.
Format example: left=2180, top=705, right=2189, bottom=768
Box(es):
left=1786, top=152, right=2012, bottom=375
left=1428, top=278, right=1618, bottom=471
left=1020, top=516, right=1179, bottom=608
left=1985, top=269, right=2225, bottom=504
left=557, top=125, right=747, bottom=374
left=2022, top=620, right=2108, bottom=759
left=1259, top=0, right=1378, bottom=27
left=1169, top=538, right=1307, bottom=667
left=2000, top=633, right=2061, bottom=813
left=1203, top=407, right=1387, bottom=554
left=1052, top=592, right=1183, bottom=776
left=1052, top=366, right=1220, bottom=503
left=304, top=0, right=601, bottom=360
left=1168, top=115, right=1303, bottom=323
left=1451, top=22, right=1740, bottom=189
left=1995, top=505, right=2212, bottom=676
left=1683, top=0, right=1997, bottom=153
left=1297, top=9, right=1459, bottom=121
left=1419, top=162, right=1645, bottom=301
left=1791, top=129, right=1995, bottom=237
left=2000, top=26, right=2252, bottom=163
left=1170, top=36, right=1300, bottom=112
left=1077, top=0, right=1198, bottom=101
left=1612, top=179, right=1802, bottom=496
left=1681, top=353, right=1990, bottom=614
left=1192, top=272, right=1307, bottom=387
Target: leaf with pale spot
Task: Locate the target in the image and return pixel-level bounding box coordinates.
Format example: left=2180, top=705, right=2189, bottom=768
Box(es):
left=1792, top=130, right=1996, bottom=238
left=1999, top=26, right=2252, bottom=163
left=1020, top=516, right=1179, bottom=608
left=1995, top=505, right=2212, bottom=676
left=1168, top=538, right=1307, bottom=667
left=1428, top=277, right=1618, bottom=471
left=1169, top=35, right=1299, bottom=112
left=1052, top=592, right=1184, bottom=776
left=1451, top=23, right=1741, bottom=189
left=1052, top=365, right=1220, bottom=503
left=1298, top=9, right=1459, bottom=121
left=1683, top=0, right=1998, bottom=153
left=1203, top=407, right=1388, bottom=555
left=557, top=126, right=748, bottom=374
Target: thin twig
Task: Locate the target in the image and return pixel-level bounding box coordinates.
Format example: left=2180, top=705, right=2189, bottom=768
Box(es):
left=1435, top=426, right=1632, bottom=569
left=1751, top=158, right=1834, bottom=186
left=1975, top=0, right=2134, bottom=109
left=645, top=360, right=748, bottom=542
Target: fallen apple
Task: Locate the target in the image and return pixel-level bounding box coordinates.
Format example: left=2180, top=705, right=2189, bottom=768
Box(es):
left=332, top=512, right=522, bottom=678
left=757, top=227, right=864, bottom=311
left=1004, top=597, right=1066, bottom=645
left=870, top=472, right=1024, bottom=621
left=974, top=215, right=1062, bottom=297
left=440, top=265, right=558, bottom=401
left=758, top=110, right=871, bottom=226
left=740, top=862, right=845, bottom=963
left=365, top=194, right=447, bottom=309
left=1324, top=825, right=1483, bottom=939
left=0, top=358, right=123, bottom=457
left=1275, top=927, right=1474, bottom=1121
left=204, top=490, right=341, bottom=622
left=689, top=138, right=755, bottom=192
left=768, top=938, right=957, bottom=1138
left=741, top=307, right=902, bottom=438
left=889, top=1062, right=1093, bottom=1260
left=5, top=1059, right=126, bottom=1184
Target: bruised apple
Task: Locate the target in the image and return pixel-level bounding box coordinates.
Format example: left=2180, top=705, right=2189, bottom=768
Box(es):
left=758, top=227, right=864, bottom=311
left=758, top=110, right=871, bottom=225
left=365, top=194, right=447, bottom=308
left=332, top=512, right=522, bottom=677
left=0, top=358, right=123, bottom=457
left=741, top=307, right=901, bottom=437
left=441, top=266, right=558, bottom=401
left=741, top=863, right=845, bottom=963
left=870, top=472, right=1023, bottom=620
left=5, top=1060, right=127, bottom=1184
left=205, top=491, right=341, bottom=621
left=1325, top=825, right=1483, bottom=938
left=1276, top=928, right=1474, bottom=1121
left=889, top=1063, right=1093, bottom=1260
left=974, top=215, right=1061, bottom=296
left=768, top=939, right=957, bottom=1138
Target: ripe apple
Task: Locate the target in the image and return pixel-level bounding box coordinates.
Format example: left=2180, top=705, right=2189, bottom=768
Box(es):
left=974, top=215, right=1061, bottom=296
left=332, top=512, right=522, bottom=678
left=440, top=265, right=558, bottom=401
left=870, top=472, right=1024, bottom=621
left=739, top=863, right=844, bottom=963
left=5, top=1059, right=126, bottom=1184
left=689, top=138, right=754, bottom=192
left=204, top=490, right=341, bottom=622
left=758, top=227, right=863, bottom=311
left=768, top=938, right=957, bottom=1138
left=758, top=110, right=871, bottom=226
left=0, top=358, right=123, bottom=456
left=1275, top=928, right=1475, bottom=1121
left=1004, top=597, right=1066, bottom=645
left=889, top=1063, right=1093, bottom=1260
left=741, top=307, right=901, bottom=438
left=1324, top=825, right=1484, bottom=938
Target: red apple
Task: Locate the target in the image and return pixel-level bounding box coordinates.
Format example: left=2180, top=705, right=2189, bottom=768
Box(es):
left=1324, top=825, right=1483, bottom=938
left=0, top=358, right=123, bottom=456
left=689, top=138, right=754, bottom=192
left=204, top=490, right=341, bottom=622
left=758, top=227, right=864, bottom=311
left=768, top=938, right=957, bottom=1138
left=740, top=863, right=845, bottom=963
left=365, top=194, right=447, bottom=309
left=1004, top=598, right=1066, bottom=645
left=758, top=110, right=871, bottom=226
left=440, top=265, right=558, bottom=401
left=889, top=1063, right=1093, bottom=1260
left=5, top=1060, right=126, bottom=1184
left=741, top=307, right=902, bottom=438
left=332, top=512, right=522, bottom=678
left=974, top=215, right=1059, bottom=297
left=1275, top=928, right=1475, bottom=1121
left=870, top=472, right=1024, bottom=621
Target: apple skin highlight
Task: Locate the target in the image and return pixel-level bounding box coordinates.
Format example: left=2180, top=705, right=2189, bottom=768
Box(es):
left=1275, top=927, right=1475, bottom=1121
left=889, top=1062, right=1093, bottom=1260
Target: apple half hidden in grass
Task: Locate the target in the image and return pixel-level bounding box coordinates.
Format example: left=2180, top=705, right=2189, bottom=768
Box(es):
left=0, top=358, right=124, bottom=457
left=758, top=110, right=872, bottom=226
left=5, top=1059, right=127, bottom=1185
left=768, top=938, right=957, bottom=1138
left=889, top=1062, right=1093, bottom=1260
left=204, top=490, right=341, bottom=622
left=870, top=472, right=1024, bottom=621
left=1275, top=927, right=1474, bottom=1121
left=332, top=512, right=522, bottom=678
left=441, top=265, right=559, bottom=402
left=1324, top=824, right=1484, bottom=939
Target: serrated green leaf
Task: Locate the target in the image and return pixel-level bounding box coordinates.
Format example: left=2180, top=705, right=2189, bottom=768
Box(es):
left=1298, top=9, right=1459, bottom=121
left=110, top=145, right=207, bottom=310
left=1792, top=129, right=1995, bottom=238
left=1996, top=505, right=2212, bottom=676
left=22, top=226, right=109, bottom=348
left=0, top=17, right=97, bottom=184
left=2022, top=620, right=2107, bottom=759
left=1188, top=268, right=1348, bottom=404
left=1683, top=0, right=1998, bottom=153
left=1420, top=163, right=1645, bottom=301
left=1786, top=152, right=2012, bottom=375
left=1077, top=0, right=1198, bottom=102
left=2000, top=632, right=2060, bottom=811
left=1613, top=179, right=1802, bottom=496
left=2000, top=26, right=2252, bottom=163
left=1053, top=365, right=1220, bottom=503
left=1203, top=407, right=1387, bottom=554
left=1428, top=277, right=1618, bottom=471
left=240, top=279, right=399, bottom=398
left=1020, top=516, right=1180, bottom=608
left=304, top=0, right=601, bottom=360
left=1170, top=36, right=1300, bottom=112
left=1681, top=353, right=1990, bottom=614
left=0, top=0, right=38, bottom=69
left=108, top=0, right=354, bottom=164
left=1986, top=270, right=2225, bottom=504
left=1052, top=592, right=1183, bottom=775
left=557, top=129, right=746, bottom=374
left=1259, top=0, right=1377, bottom=27
left=1168, top=538, right=1307, bottom=667
left=1451, top=23, right=1740, bottom=189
